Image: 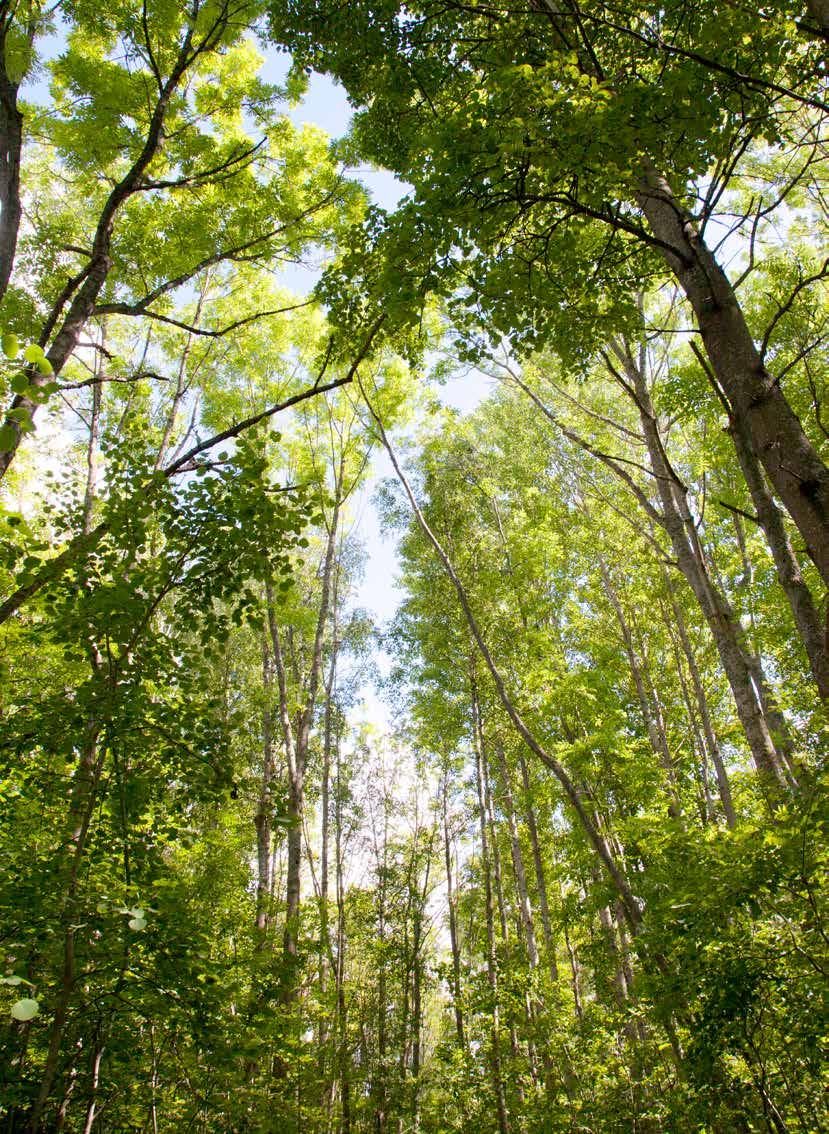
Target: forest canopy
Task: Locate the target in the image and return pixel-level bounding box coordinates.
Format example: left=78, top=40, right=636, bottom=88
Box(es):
left=0, top=1, right=827, bottom=1131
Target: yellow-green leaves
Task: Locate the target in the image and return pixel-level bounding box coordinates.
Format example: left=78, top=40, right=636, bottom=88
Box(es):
left=22, top=343, right=53, bottom=375
left=10, top=997, right=39, bottom=1021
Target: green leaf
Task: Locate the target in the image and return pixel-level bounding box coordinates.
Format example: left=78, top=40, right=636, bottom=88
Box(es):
left=10, top=998, right=39, bottom=1021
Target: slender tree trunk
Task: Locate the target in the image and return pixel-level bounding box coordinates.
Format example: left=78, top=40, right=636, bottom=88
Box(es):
left=615, top=343, right=789, bottom=790
left=471, top=679, right=511, bottom=1134
left=373, top=805, right=389, bottom=1134
left=662, top=574, right=737, bottom=827
left=319, top=600, right=339, bottom=1110
left=478, top=739, right=526, bottom=1093
left=516, top=749, right=558, bottom=982
left=481, top=742, right=509, bottom=945
left=368, top=397, right=642, bottom=930
left=637, top=163, right=829, bottom=587
left=81, top=335, right=103, bottom=536
left=270, top=482, right=343, bottom=1005
left=441, top=775, right=466, bottom=1051
left=254, top=626, right=275, bottom=943
left=29, top=721, right=104, bottom=1133
left=494, top=742, right=539, bottom=968
left=335, top=736, right=352, bottom=1134
left=81, top=1046, right=104, bottom=1134
left=410, top=849, right=430, bottom=1134
left=662, top=601, right=715, bottom=824
left=597, top=902, right=629, bottom=1011
left=0, top=23, right=22, bottom=304
left=562, top=907, right=583, bottom=1022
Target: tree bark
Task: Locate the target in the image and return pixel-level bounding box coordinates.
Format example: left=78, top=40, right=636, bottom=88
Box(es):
left=725, top=406, right=829, bottom=699
left=471, top=680, right=511, bottom=1134
left=516, top=749, right=558, bottom=982
left=661, top=572, right=737, bottom=828
left=637, top=164, right=829, bottom=589
left=0, top=12, right=22, bottom=304
left=493, top=742, right=539, bottom=969
left=441, top=774, right=466, bottom=1051
left=613, top=342, right=789, bottom=790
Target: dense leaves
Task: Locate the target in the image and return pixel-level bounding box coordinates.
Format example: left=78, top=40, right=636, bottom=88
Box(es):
left=0, top=1, right=827, bottom=1132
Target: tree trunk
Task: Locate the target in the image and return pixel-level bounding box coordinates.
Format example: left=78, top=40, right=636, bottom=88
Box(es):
left=29, top=721, right=104, bottom=1133
left=335, top=732, right=352, bottom=1134
left=254, top=626, right=275, bottom=943
left=562, top=906, right=583, bottom=1022
left=270, top=483, right=343, bottom=1005
left=471, top=679, right=511, bottom=1134
left=615, top=342, right=789, bottom=790
left=637, top=164, right=829, bottom=589
left=441, top=775, right=466, bottom=1051
left=369, top=400, right=642, bottom=930
left=725, top=408, right=829, bottom=698
left=662, top=574, right=737, bottom=828
left=494, top=742, right=539, bottom=968
left=516, top=749, right=558, bottom=982
left=82, top=341, right=103, bottom=536
left=0, top=23, right=22, bottom=304
left=662, top=599, right=716, bottom=824
left=600, top=561, right=682, bottom=819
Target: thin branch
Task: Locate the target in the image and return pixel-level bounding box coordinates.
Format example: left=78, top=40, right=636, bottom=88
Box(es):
left=93, top=301, right=313, bottom=339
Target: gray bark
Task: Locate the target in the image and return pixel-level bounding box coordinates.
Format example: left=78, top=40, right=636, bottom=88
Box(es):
left=516, top=749, right=558, bottom=982
left=442, top=775, right=466, bottom=1050
left=662, top=575, right=737, bottom=828
left=0, top=12, right=22, bottom=303
left=726, top=409, right=829, bottom=699
left=637, top=164, right=829, bottom=590
left=471, top=679, right=511, bottom=1134
left=614, top=342, right=789, bottom=790
left=494, top=742, right=539, bottom=968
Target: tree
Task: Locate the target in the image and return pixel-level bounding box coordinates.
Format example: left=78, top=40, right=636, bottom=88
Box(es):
left=273, top=0, right=829, bottom=585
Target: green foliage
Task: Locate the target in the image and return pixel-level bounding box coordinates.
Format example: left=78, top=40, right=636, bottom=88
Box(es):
left=0, top=2, right=826, bottom=1131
